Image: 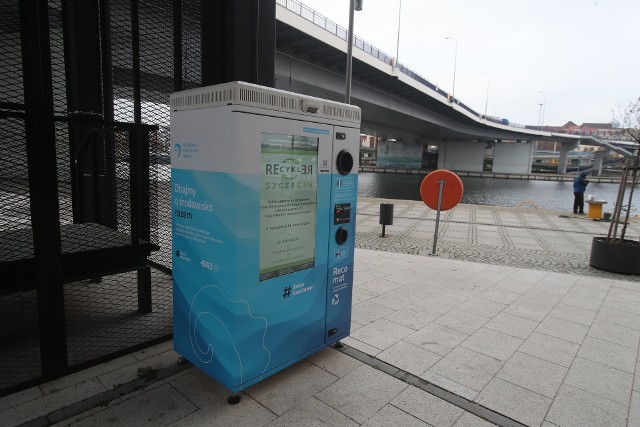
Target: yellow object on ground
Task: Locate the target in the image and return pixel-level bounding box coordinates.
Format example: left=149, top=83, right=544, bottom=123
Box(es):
left=587, top=200, right=607, bottom=219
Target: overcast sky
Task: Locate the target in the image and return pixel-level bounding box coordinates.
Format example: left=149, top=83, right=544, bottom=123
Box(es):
left=294, top=0, right=640, bottom=127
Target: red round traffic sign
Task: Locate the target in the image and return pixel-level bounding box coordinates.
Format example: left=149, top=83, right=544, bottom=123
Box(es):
left=420, top=170, right=464, bottom=211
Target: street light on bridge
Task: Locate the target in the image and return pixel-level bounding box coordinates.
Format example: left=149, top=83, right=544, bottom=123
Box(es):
left=537, top=91, right=546, bottom=130
left=480, top=72, right=489, bottom=117
left=395, top=0, right=402, bottom=66
left=445, top=36, right=458, bottom=100
left=345, top=0, right=363, bottom=104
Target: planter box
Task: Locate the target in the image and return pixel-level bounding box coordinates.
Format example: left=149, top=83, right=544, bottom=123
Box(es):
left=590, top=237, right=640, bottom=275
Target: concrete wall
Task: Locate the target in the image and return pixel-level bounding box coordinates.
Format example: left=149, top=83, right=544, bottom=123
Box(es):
left=492, top=141, right=533, bottom=174
left=438, top=141, right=484, bottom=172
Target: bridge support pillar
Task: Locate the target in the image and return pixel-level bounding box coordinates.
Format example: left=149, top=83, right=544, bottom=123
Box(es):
left=593, top=150, right=611, bottom=176
left=558, top=141, right=579, bottom=174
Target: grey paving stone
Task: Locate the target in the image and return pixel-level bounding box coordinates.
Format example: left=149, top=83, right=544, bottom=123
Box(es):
left=362, top=404, right=429, bottom=427
left=349, top=318, right=415, bottom=350
left=484, top=312, right=539, bottom=339
left=608, top=286, right=640, bottom=303
left=244, top=360, right=338, bottom=416
left=353, top=269, right=392, bottom=286
left=315, top=364, right=407, bottom=424
left=97, top=349, right=180, bottom=390
left=628, top=391, right=640, bottom=427
left=385, top=304, right=443, bottom=330
left=414, top=294, right=461, bottom=314
left=2, top=379, right=107, bottom=426
left=571, top=284, right=609, bottom=300
left=535, top=315, right=589, bottom=344
left=267, top=397, right=358, bottom=427
left=420, top=371, right=478, bottom=401
left=169, top=393, right=275, bottom=427
left=352, top=287, right=379, bottom=305
left=452, top=412, right=496, bottom=427
left=596, top=306, right=640, bottom=331
left=377, top=341, right=441, bottom=376
left=476, top=378, right=551, bottom=427
left=479, top=287, right=521, bottom=305
left=405, top=323, right=469, bottom=356
left=306, top=347, right=363, bottom=378
left=564, top=357, right=633, bottom=406
left=602, top=296, right=640, bottom=315
left=428, top=346, right=503, bottom=393
left=434, top=309, right=489, bottom=335
left=370, top=290, right=421, bottom=310
left=519, top=332, right=580, bottom=367
left=40, top=354, right=139, bottom=396
left=503, top=297, right=556, bottom=322
left=391, top=385, right=464, bottom=427
left=496, top=352, right=568, bottom=398
left=545, top=384, right=627, bottom=427
left=548, top=303, right=597, bottom=326
left=457, top=297, right=507, bottom=318
left=460, top=327, right=523, bottom=362
left=351, top=301, right=396, bottom=325
left=0, top=386, right=43, bottom=413
left=588, top=319, right=640, bottom=349
left=577, top=336, right=637, bottom=373
left=355, top=277, right=404, bottom=295
left=168, top=367, right=228, bottom=408
left=71, top=384, right=196, bottom=427
left=560, top=292, right=603, bottom=311
left=494, top=277, right=537, bottom=295
left=342, top=336, right=382, bottom=356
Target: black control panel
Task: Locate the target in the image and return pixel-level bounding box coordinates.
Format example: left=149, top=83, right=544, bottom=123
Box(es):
left=334, top=203, right=351, bottom=225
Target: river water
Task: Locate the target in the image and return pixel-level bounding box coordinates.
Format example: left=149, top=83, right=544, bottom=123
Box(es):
left=357, top=172, right=639, bottom=214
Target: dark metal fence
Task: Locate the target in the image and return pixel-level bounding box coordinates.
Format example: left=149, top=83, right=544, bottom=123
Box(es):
left=0, top=0, right=201, bottom=395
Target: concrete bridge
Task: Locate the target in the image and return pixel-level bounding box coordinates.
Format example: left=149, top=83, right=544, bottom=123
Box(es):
left=274, top=0, right=635, bottom=175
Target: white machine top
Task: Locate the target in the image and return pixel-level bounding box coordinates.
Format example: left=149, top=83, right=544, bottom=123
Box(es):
left=170, top=81, right=361, bottom=125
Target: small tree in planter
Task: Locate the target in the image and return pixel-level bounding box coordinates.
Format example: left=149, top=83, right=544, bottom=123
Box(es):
left=590, top=97, right=640, bottom=274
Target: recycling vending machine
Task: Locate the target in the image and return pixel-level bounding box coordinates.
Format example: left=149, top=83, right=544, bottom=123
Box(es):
left=170, top=82, right=360, bottom=392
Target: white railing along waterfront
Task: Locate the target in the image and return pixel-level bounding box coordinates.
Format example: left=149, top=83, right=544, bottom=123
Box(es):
left=276, top=0, right=527, bottom=128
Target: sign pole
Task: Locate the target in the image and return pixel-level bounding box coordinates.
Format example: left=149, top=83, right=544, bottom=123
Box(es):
left=431, top=179, right=445, bottom=256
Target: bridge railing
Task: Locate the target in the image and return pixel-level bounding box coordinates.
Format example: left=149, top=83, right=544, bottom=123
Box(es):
left=277, top=0, right=528, bottom=128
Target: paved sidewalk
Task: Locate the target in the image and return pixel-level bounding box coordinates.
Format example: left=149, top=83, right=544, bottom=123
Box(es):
left=2, top=201, right=640, bottom=426
left=356, top=198, right=640, bottom=280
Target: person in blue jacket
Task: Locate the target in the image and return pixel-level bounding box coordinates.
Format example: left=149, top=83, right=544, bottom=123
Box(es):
left=573, top=172, right=590, bottom=214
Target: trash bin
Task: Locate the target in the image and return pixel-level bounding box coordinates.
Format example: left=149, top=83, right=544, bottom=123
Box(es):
left=379, top=203, right=394, bottom=226
left=379, top=203, right=394, bottom=237
left=586, top=200, right=607, bottom=219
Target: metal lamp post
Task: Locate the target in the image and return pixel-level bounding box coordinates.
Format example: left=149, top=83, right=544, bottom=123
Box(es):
left=480, top=72, right=489, bottom=117
left=539, top=91, right=546, bottom=130
left=345, top=0, right=363, bottom=104
left=445, top=36, right=457, bottom=100
left=395, top=0, right=401, bottom=67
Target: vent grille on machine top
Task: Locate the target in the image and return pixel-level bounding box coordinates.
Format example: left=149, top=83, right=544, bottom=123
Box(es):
left=170, top=81, right=360, bottom=124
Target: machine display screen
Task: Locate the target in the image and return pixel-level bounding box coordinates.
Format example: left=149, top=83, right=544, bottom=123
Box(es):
left=259, top=133, right=319, bottom=281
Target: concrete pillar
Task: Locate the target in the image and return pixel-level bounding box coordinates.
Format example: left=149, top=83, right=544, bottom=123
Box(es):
left=593, top=150, right=611, bottom=176
left=558, top=141, right=579, bottom=174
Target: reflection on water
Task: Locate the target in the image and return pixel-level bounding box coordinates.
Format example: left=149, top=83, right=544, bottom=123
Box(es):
left=358, top=172, right=638, bottom=213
